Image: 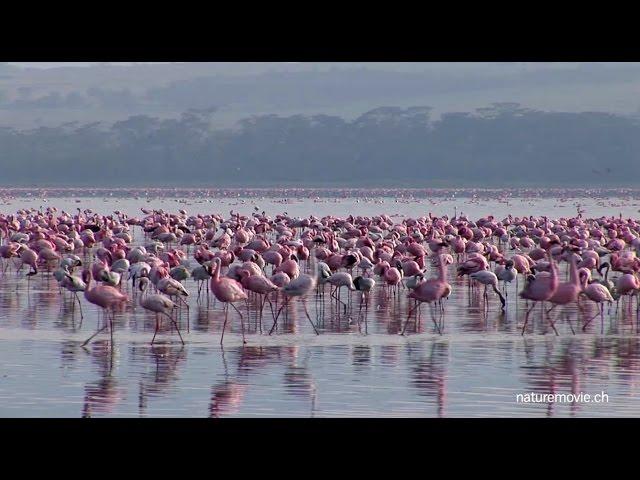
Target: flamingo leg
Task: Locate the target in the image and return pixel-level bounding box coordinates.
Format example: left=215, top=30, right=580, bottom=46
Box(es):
left=163, top=312, right=184, bottom=345
left=266, top=297, right=276, bottom=321
left=230, top=303, right=246, bottom=344
left=402, top=302, right=419, bottom=335
left=82, top=324, right=108, bottom=347
left=301, top=297, right=319, bottom=335
left=364, top=293, right=369, bottom=334
left=220, top=306, right=229, bottom=345
left=110, top=310, right=114, bottom=346
left=430, top=303, right=443, bottom=335
left=151, top=313, right=160, bottom=344
left=75, top=292, right=84, bottom=321
left=270, top=296, right=290, bottom=335
left=521, top=302, right=537, bottom=335
left=546, top=310, right=559, bottom=336
left=583, top=309, right=600, bottom=331
left=335, top=287, right=348, bottom=313
left=567, top=311, right=576, bottom=335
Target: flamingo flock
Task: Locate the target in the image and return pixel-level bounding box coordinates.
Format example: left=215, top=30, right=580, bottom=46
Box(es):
left=3, top=204, right=640, bottom=348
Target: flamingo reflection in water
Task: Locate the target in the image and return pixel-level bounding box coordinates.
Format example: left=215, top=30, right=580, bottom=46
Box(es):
left=137, top=344, right=187, bottom=416
left=82, top=341, right=124, bottom=418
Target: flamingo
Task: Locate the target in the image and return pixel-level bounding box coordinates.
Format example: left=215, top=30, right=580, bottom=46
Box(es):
left=353, top=275, right=376, bottom=332
left=402, top=254, right=453, bottom=335
left=520, top=252, right=559, bottom=335
left=18, top=246, right=38, bottom=276
left=581, top=272, right=614, bottom=332
left=494, top=259, right=517, bottom=296
left=469, top=270, right=506, bottom=311
left=61, top=270, right=87, bottom=320
left=544, top=251, right=583, bottom=334
left=353, top=275, right=376, bottom=302
left=326, top=272, right=356, bottom=312
left=382, top=265, right=402, bottom=294
left=594, top=262, right=615, bottom=293
left=129, top=262, right=151, bottom=288
left=157, top=276, right=189, bottom=310
left=269, top=255, right=320, bottom=336
left=614, top=272, right=640, bottom=314
left=81, top=268, right=129, bottom=346
left=138, top=277, right=184, bottom=345
left=238, top=269, right=278, bottom=332
left=209, top=257, right=248, bottom=345
left=404, top=273, right=424, bottom=291
left=191, top=263, right=212, bottom=300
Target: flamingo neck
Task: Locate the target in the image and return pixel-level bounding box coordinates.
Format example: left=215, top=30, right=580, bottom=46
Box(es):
left=85, top=274, right=94, bottom=292
left=580, top=273, right=589, bottom=290
left=548, top=255, right=558, bottom=283
left=569, top=256, right=579, bottom=286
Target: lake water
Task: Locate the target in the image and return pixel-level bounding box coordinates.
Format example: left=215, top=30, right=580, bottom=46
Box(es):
left=2, top=193, right=640, bottom=417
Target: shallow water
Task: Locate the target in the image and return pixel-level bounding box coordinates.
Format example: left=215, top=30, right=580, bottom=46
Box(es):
left=2, top=195, right=640, bottom=417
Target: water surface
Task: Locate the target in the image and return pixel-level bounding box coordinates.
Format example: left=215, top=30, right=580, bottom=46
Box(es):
left=1, top=194, right=639, bottom=417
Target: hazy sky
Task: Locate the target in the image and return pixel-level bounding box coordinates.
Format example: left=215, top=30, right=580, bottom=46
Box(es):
left=2, top=62, right=640, bottom=130
left=8, top=62, right=174, bottom=68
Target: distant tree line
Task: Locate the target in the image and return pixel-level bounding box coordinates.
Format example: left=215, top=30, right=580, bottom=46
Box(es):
left=0, top=103, right=638, bottom=186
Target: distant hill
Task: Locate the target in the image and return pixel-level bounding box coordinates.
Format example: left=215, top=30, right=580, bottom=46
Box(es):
left=0, top=104, right=638, bottom=187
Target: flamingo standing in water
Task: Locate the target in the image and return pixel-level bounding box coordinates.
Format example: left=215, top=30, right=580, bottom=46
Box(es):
left=209, top=257, right=248, bottom=345
left=238, top=269, right=278, bottom=333
left=61, top=270, right=87, bottom=320
left=402, top=254, right=453, bottom=335
left=581, top=271, right=614, bottom=332
left=544, top=249, right=583, bottom=334
left=269, top=253, right=320, bottom=336
left=326, top=271, right=356, bottom=313
left=353, top=275, right=376, bottom=333
left=138, top=277, right=184, bottom=345
left=469, top=270, right=506, bottom=311
left=81, top=268, right=129, bottom=346
left=520, top=252, right=559, bottom=335
left=494, top=259, right=517, bottom=296
left=19, top=246, right=38, bottom=276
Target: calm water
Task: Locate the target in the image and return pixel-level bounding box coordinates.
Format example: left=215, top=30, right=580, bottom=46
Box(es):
left=2, top=195, right=640, bottom=417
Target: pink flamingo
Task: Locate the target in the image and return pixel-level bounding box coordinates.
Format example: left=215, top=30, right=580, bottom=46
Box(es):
left=469, top=270, right=506, bottom=311
left=269, top=258, right=320, bottom=336
left=581, top=271, right=614, bottom=332
left=270, top=271, right=291, bottom=288
left=383, top=265, right=402, bottom=294
left=276, top=255, right=300, bottom=279
left=544, top=250, right=583, bottom=334
left=238, top=269, right=278, bottom=333
left=402, top=254, right=453, bottom=335
left=138, top=277, right=184, bottom=345
left=81, top=268, right=129, bottom=346
left=614, top=272, right=639, bottom=316
left=19, top=246, right=38, bottom=276
left=520, top=252, right=559, bottom=335
left=209, top=257, right=248, bottom=345
left=326, top=271, right=356, bottom=313
left=0, top=243, right=23, bottom=273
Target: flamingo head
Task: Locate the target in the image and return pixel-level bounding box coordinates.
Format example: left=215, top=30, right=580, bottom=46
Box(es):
left=82, top=268, right=92, bottom=283
left=138, top=276, right=150, bottom=292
